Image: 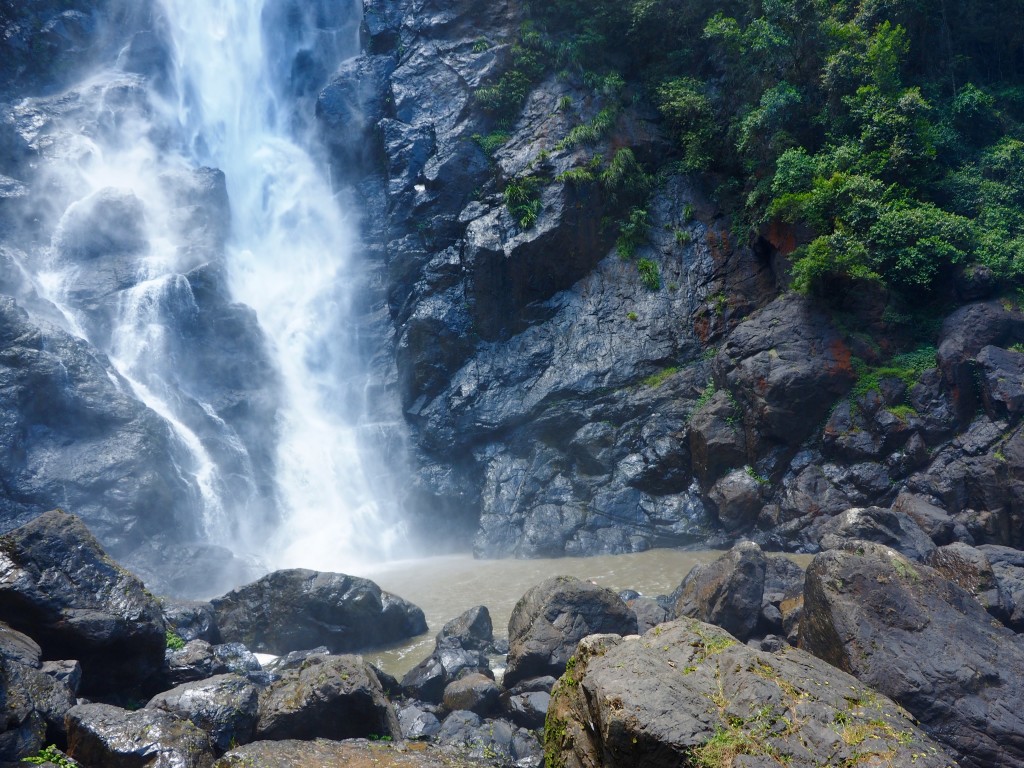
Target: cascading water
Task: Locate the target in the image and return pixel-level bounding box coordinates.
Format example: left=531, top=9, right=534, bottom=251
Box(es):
left=159, top=0, right=403, bottom=570
left=19, top=0, right=404, bottom=579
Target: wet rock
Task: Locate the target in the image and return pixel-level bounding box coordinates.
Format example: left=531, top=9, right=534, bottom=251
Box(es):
left=713, top=294, right=856, bottom=453
left=545, top=624, right=952, bottom=768
left=688, top=391, right=746, bottom=490
left=163, top=641, right=260, bottom=687
left=503, top=576, right=637, bottom=689
left=0, top=657, right=76, bottom=760
left=0, top=623, right=40, bottom=668
left=316, top=55, right=395, bottom=175
left=436, top=711, right=540, bottom=764
left=800, top=541, right=1024, bottom=767
left=0, top=511, right=165, bottom=696
left=673, top=542, right=767, bottom=642
left=66, top=703, right=215, bottom=768
left=500, top=689, right=549, bottom=730
left=212, top=569, right=426, bottom=655
left=817, top=506, right=936, bottom=561
left=707, top=468, right=764, bottom=531
left=400, top=637, right=492, bottom=704
left=436, top=605, right=493, bottom=652
left=937, top=300, right=1024, bottom=423
left=976, top=345, right=1024, bottom=421
left=216, top=737, right=507, bottom=767
left=397, top=704, right=441, bottom=740
left=442, top=673, right=501, bottom=716
left=160, top=599, right=219, bottom=644
left=40, top=660, right=81, bottom=697
left=255, top=654, right=399, bottom=742
left=147, top=674, right=260, bottom=755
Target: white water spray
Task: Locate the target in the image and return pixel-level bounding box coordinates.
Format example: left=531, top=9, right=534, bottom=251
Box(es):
left=159, top=0, right=401, bottom=569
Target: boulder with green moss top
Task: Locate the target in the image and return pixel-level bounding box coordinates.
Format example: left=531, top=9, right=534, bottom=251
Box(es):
left=545, top=621, right=954, bottom=768
left=801, top=540, right=1024, bottom=768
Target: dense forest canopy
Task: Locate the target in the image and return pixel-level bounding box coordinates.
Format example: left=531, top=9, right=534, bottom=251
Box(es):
left=493, top=0, right=1024, bottom=303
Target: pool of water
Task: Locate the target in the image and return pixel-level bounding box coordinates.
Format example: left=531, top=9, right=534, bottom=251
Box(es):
left=354, top=548, right=731, bottom=677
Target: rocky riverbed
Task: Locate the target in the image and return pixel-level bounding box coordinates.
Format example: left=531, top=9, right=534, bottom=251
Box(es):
left=4, top=506, right=1024, bottom=766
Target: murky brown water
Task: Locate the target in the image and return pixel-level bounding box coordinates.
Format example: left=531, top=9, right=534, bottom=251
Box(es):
left=354, top=549, right=731, bottom=677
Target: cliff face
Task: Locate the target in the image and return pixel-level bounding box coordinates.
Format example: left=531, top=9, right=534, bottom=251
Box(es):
left=320, top=0, right=1024, bottom=558
left=1, top=0, right=1023, bottom=587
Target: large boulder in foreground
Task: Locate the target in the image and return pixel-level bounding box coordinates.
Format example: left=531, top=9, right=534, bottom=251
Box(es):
left=503, top=576, right=636, bottom=689
left=800, top=541, right=1024, bottom=768
left=66, top=703, right=215, bottom=768
left=255, top=653, right=400, bottom=742
left=211, top=569, right=426, bottom=655
left=545, top=622, right=953, bottom=768
left=214, top=738, right=491, bottom=767
left=0, top=510, right=165, bottom=695
left=146, top=674, right=260, bottom=755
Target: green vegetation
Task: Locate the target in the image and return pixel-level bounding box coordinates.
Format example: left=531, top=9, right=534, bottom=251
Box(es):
left=637, top=258, right=661, bottom=290
left=472, top=131, right=511, bottom=156
left=641, top=366, right=680, bottom=387
left=22, top=745, right=75, bottom=767
left=165, top=630, right=186, bottom=651
left=504, top=175, right=543, bottom=228
left=481, top=0, right=1024, bottom=303
left=851, top=346, right=937, bottom=401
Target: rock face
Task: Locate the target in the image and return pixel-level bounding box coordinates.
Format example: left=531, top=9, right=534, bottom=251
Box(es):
left=0, top=511, right=165, bottom=695
left=254, top=654, right=400, bottom=742
left=503, top=576, right=637, bottom=688
left=801, top=541, right=1024, bottom=768
left=66, top=703, right=216, bottom=768
left=146, top=674, right=260, bottom=754
left=545, top=623, right=953, bottom=768
left=211, top=569, right=427, bottom=655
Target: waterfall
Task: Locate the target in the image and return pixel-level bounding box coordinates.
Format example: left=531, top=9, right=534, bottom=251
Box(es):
left=23, top=0, right=402, bottom=577
left=158, top=0, right=402, bottom=570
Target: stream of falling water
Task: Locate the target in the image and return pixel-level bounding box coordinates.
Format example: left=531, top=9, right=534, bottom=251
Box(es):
left=159, top=0, right=402, bottom=570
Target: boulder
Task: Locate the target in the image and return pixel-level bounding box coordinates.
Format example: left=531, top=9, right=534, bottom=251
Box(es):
left=0, top=623, right=41, bottom=667
left=892, top=492, right=960, bottom=545
left=212, top=569, right=426, bottom=655
left=442, top=673, right=501, bottom=716
left=688, top=390, right=747, bottom=490
left=146, top=674, right=260, bottom=754
left=503, top=576, right=637, bottom=689
left=980, top=545, right=1024, bottom=632
left=817, top=506, right=936, bottom=561
left=164, top=641, right=261, bottom=687
left=215, top=738, right=501, bottom=768
left=400, top=636, right=493, bottom=704
left=436, top=605, right=493, bottom=652
left=397, top=704, right=441, bottom=740
left=160, top=599, right=220, bottom=644
left=707, top=468, right=764, bottom=531
left=435, top=711, right=541, bottom=765
left=800, top=541, right=1024, bottom=768
left=0, top=511, right=165, bottom=695
left=0, top=657, right=76, bottom=761
left=624, top=595, right=669, bottom=634
left=255, top=654, right=399, bottom=742
left=545, top=623, right=952, bottom=768
left=500, top=689, right=549, bottom=730
left=66, top=703, right=215, bottom=768
left=760, top=555, right=805, bottom=639
left=673, top=542, right=767, bottom=642
left=927, top=543, right=1000, bottom=610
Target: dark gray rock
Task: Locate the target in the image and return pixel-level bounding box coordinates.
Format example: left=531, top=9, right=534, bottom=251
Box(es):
left=625, top=595, right=669, bottom=634
left=688, top=390, right=747, bottom=491
left=0, top=623, right=40, bottom=668
left=442, top=673, right=501, bottom=716
left=0, top=657, right=75, bottom=761
left=713, top=294, right=856, bottom=453
left=397, top=704, right=442, bottom=740
left=545, top=625, right=952, bottom=768
left=212, top=569, right=426, bottom=655
left=673, top=542, right=767, bottom=642
left=255, top=654, right=399, bottom=742
left=707, top=468, right=764, bottom=531
left=164, top=641, right=260, bottom=687
left=214, top=738, right=480, bottom=767
left=436, top=711, right=540, bottom=764
left=500, top=689, right=549, bottom=730
left=66, top=703, right=215, bottom=768
left=927, top=543, right=1000, bottom=611
left=436, top=605, right=493, bottom=652
left=160, top=599, right=219, bottom=644
left=977, top=345, right=1024, bottom=421
left=503, top=576, right=637, bottom=689
left=892, top=492, right=961, bottom=545
left=800, top=541, right=1024, bottom=768
left=147, top=674, right=260, bottom=755
left=817, top=506, right=937, bottom=561
left=0, top=511, right=165, bottom=696
left=400, top=637, right=492, bottom=704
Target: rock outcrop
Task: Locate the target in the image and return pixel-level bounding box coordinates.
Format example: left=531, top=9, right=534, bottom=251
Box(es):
left=212, top=569, right=427, bottom=655
left=503, top=576, right=637, bottom=688
left=545, top=623, right=954, bottom=768
left=801, top=541, right=1024, bottom=768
